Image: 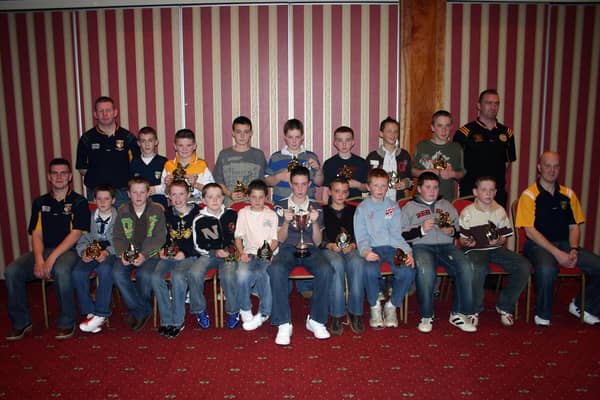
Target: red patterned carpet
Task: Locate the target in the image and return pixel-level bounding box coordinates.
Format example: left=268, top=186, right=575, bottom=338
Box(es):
left=1, top=280, right=599, bottom=400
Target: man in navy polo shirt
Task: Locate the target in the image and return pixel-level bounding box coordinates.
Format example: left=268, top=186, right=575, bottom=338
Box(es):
left=76, top=96, right=140, bottom=207
left=5, top=158, right=90, bottom=340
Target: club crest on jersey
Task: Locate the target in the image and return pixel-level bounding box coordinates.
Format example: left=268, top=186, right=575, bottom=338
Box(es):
left=115, top=139, right=125, bottom=150
left=384, top=207, right=394, bottom=218
left=63, top=203, right=72, bottom=214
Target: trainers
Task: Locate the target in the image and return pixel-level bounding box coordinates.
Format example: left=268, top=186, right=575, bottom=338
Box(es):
left=496, top=307, right=514, bottom=327
left=196, top=310, right=210, bottom=329
left=79, top=315, right=106, bottom=333
left=369, top=303, right=384, bottom=329
left=469, top=313, right=479, bottom=327
left=306, top=315, right=331, bottom=339
left=377, top=291, right=385, bottom=301
left=227, top=313, right=240, bottom=329
left=132, top=314, right=151, bottom=332
left=55, top=325, right=76, bottom=340
left=275, top=323, right=293, bottom=345
left=167, top=324, right=185, bottom=339
left=243, top=313, right=269, bottom=331
left=383, top=302, right=398, bottom=328
left=449, top=313, right=477, bottom=332
left=158, top=326, right=170, bottom=337
left=349, top=314, right=365, bottom=334
left=6, top=323, right=32, bottom=341
left=239, top=309, right=253, bottom=323
left=329, top=316, right=344, bottom=336
left=568, top=300, right=600, bottom=325
left=534, top=315, right=551, bottom=327
left=417, top=317, right=433, bottom=333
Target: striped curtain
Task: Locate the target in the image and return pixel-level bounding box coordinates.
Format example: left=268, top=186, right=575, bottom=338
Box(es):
left=445, top=3, right=600, bottom=251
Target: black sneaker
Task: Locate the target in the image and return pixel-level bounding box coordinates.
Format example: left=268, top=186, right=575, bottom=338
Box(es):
left=349, top=314, right=365, bottom=334
left=167, top=324, right=185, bottom=339
left=158, top=326, right=170, bottom=337
left=329, top=317, right=344, bottom=336
left=6, top=323, right=32, bottom=341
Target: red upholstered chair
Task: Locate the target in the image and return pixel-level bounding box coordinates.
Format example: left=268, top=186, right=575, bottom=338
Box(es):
left=511, top=200, right=584, bottom=323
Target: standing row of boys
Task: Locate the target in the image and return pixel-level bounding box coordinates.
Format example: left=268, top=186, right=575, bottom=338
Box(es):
left=6, top=91, right=600, bottom=343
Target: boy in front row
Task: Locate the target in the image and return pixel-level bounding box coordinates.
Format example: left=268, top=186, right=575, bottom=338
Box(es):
left=354, top=168, right=415, bottom=330
left=112, top=177, right=166, bottom=332
left=401, top=172, right=476, bottom=333
left=235, top=180, right=278, bottom=331
left=459, top=177, right=530, bottom=327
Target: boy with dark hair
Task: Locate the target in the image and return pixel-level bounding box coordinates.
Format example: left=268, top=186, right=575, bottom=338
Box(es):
left=213, top=116, right=268, bottom=205
left=112, top=176, right=166, bottom=332
left=322, top=126, right=369, bottom=202
left=159, top=128, right=215, bottom=200
left=401, top=172, right=476, bottom=333
left=264, top=118, right=324, bottom=202
left=76, top=96, right=140, bottom=207
left=130, top=126, right=168, bottom=207
left=354, top=168, right=415, bottom=330
left=5, top=158, right=90, bottom=341
left=73, top=184, right=117, bottom=334
left=366, top=117, right=412, bottom=201
left=412, top=110, right=465, bottom=201
left=191, top=183, right=239, bottom=329
left=235, top=179, right=278, bottom=331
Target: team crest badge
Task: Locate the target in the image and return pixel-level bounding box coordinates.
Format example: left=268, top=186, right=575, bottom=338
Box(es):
left=154, top=171, right=162, bottom=180
left=498, top=134, right=508, bottom=142
left=64, top=203, right=72, bottom=214
left=473, top=133, right=484, bottom=143
left=115, top=139, right=125, bottom=150
left=560, top=201, right=568, bottom=210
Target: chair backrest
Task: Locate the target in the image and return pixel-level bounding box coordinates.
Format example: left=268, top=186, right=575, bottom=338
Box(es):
left=452, top=197, right=473, bottom=215
left=230, top=201, right=274, bottom=212
left=398, top=197, right=411, bottom=208
left=510, top=199, right=526, bottom=254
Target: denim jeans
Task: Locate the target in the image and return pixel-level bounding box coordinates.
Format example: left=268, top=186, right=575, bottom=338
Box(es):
left=112, top=257, right=158, bottom=320
left=151, top=257, right=197, bottom=326
left=267, top=246, right=333, bottom=325
left=466, top=247, right=531, bottom=314
left=5, top=249, right=79, bottom=330
left=322, top=248, right=365, bottom=317
left=524, top=240, right=600, bottom=319
left=236, top=258, right=272, bottom=316
left=413, top=244, right=474, bottom=318
left=72, top=255, right=116, bottom=318
left=188, top=256, right=238, bottom=315
left=363, top=246, right=416, bottom=308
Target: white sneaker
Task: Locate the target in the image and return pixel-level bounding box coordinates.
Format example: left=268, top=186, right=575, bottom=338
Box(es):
left=449, top=313, right=477, bottom=332
left=568, top=300, right=600, bottom=325
left=383, top=302, right=398, bottom=328
left=243, top=314, right=269, bottom=331
left=417, top=317, right=433, bottom=333
left=306, top=315, right=331, bottom=339
left=275, top=323, right=293, bottom=345
left=239, top=309, right=253, bottom=323
left=79, top=315, right=106, bottom=333
left=534, top=315, right=550, bottom=327
left=496, top=307, right=514, bottom=327
left=469, top=313, right=479, bottom=327
left=369, top=303, right=384, bottom=328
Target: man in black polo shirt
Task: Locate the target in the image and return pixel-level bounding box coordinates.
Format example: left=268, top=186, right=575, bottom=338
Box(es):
left=515, top=151, right=600, bottom=326
left=5, top=158, right=90, bottom=340
left=76, top=96, right=140, bottom=207
left=454, top=89, right=516, bottom=208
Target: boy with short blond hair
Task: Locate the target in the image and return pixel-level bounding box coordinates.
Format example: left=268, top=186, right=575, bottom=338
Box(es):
left=354, top=168, right=415, bottom=330
left=130, top=126, right=168, bottom=207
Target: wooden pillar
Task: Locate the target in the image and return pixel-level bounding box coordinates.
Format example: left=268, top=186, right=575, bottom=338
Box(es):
left=400, top=0, right=446, bottom=153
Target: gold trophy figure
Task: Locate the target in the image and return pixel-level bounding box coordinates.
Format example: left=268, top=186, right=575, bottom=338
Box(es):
left=224, top=244, right=238, bottom=263
left=172, top=162, right=193, bottom=193
left=233, top=180, right=248, bottom=195
left=485, top=220, right=500, bottom=242
left=163, top=236, right=180, bottom=258
left=290, top=209, right=313, bottom=258
left=123, top=242, right=140, bottom=264
left=388, top=171, right=400, bottom=189
left=394, top=248, right=409, bottom=266
left=256, top=240, right=273, bottom=262
left=437, top=211, right=453, bottom=229
left=287, top=155, right=301, bottom=172
left=335, top=228, right=351, bottom=249
left=337, top=165, right=353, bottom=181
left=433, top=154, right=448, bottom=171
left=86, top=240, right=103, bottom=260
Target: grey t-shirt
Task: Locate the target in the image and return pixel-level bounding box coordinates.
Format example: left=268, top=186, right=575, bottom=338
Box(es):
left=412, top=140, right=464, bottom=201
left=213, top=147, right=267, bottom=202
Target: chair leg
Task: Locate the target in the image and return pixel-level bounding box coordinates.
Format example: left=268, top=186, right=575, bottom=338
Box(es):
left=403, top=293, right=409, bottom=324
left=153, top=295, right=158, bottom=328
left=212, top=278, right=219, bottom=329
left=580, top=274, right=586, bottom=323
left=42, top=279, right=49, bottom=329
left=219, top=284, right=224, bottom=328
left=525, top=275, right=532, bottom=323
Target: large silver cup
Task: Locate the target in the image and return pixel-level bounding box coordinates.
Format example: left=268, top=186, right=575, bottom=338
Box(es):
left=290, top=210, right=312, bottom=258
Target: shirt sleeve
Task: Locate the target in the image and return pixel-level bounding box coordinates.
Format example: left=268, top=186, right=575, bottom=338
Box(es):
left=515, top=191, right=535, bottom=228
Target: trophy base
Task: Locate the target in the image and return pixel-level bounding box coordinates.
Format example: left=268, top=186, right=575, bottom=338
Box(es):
left=294, top=245, right=311, bottom=258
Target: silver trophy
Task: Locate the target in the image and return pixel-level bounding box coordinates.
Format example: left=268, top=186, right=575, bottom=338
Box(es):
left=388, top=171, right=400, bottom=189
left=335, top=228, right=351, bottom=249
left=256, top=240, right=273, bottom=262
left=485, top=220, right=500, bottom=242
left=123, top=242, right=140, bottom=264
left=290, top=209, right=312, bottom=258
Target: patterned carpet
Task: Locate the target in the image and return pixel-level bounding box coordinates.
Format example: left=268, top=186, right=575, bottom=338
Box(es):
left=1, top=280, right=599, bottom=399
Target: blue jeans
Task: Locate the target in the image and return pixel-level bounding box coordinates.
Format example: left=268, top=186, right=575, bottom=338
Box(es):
left=363, top=246, right=416, bottom=308
left=413, top=244, right=474, bottom=318
left=466, top=248, right=531, bottom=314
left=322, top=249, right=365, bottom=316
left=524, top=240, right=600, bottom=319
left=236, top=258, right=272, bottom=316
left=112, top=257, right=158, bottom=320
left=151, top=257, right=197, bottom=326
left=72, top=255, right=115, bottom=318
left=267, top=246, right=333, bottom=325
left=5, top=249, right=79, bottom=329
left=188, top=256, right=238, bottom=315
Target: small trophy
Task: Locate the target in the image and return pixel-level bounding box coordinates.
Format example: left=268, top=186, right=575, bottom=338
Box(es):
left=388, top=171, right=400, bottom=189
left=437, top=211, right=453, bottom=228
left=335, top=228, right=351, bottom=249
left=86, top=240, right=103, bottom=260
left=224, top=245, right=238, bottom=263
left=433, top=154, right=448, bottom=171
left=233, top=180, right=247, bottom=195
left=290, top=209, right=312, bottom=258
left=123, top=242, right=140, bottom=264
left=394, top=248, right=409, bottom=266
left=172, top=162, right=193, bottom=193
left=337, top=165, right=353, bottom=181
left=287, top=155, right=301, bottom=172
left=485, top=220, right=500, bottom=242
left=256, top=240, right=273, bottom=262
left=163, top=236, right=180, bottom=258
